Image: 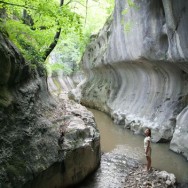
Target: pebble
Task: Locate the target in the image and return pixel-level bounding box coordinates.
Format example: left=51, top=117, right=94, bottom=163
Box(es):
left=124, top=164, right=177, bottom=188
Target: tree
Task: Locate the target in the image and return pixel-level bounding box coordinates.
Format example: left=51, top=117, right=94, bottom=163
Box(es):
left=0, top=0, right=115, bottom=76
left=43, top=0, right=64, bottom=61
left=0, top=0, right=82, bottom=63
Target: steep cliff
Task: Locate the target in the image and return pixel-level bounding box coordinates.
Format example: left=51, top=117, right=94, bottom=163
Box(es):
left=78, top=0, right=188, bottom=159
left=0, top=33, right=100, bottom=187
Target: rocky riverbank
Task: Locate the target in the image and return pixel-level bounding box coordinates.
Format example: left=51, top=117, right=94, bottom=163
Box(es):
left=77, top=149, right=178, bottom=188
left=124, top=165, right=176, bottom=188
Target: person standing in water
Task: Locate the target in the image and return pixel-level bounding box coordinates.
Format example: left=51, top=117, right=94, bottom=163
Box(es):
left=144, top=128, right=151, bottom=172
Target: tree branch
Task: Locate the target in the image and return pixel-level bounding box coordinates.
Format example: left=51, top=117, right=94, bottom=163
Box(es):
left=65, top=0, right=73, bottom=6
left=0, top=1, right=36, bottom=10
left=66, top=0, right=86, bottom=8
left=60, top=0, right=64, bottom=6
left=43, top=0, right=64, bottom=61
left=44, top=28, right=61, bottom=59
left=84, top=0, right=88, bottom=25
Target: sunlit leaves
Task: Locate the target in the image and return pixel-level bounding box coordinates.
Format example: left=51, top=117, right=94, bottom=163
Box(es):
left=4, top=19, right=53, bottom=62
left=0, top=0, right=115, bottom=75
left=46, top=62, right=73, bottom=75
left=1, top=0, right=82, bottom=63
left=47, top=0, right=114, bottom=74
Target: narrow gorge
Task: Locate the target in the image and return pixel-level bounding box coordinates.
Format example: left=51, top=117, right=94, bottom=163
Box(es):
left=1, top=0, right=188, bottom=187
left=74, top=0, right=188, bottom=160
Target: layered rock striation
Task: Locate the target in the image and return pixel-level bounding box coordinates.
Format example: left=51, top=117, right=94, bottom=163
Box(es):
left=78, top=0, right=188, bottom=159
left=0, top=33, right=100, bottom=187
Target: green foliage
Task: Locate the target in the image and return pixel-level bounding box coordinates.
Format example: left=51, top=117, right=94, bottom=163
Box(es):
left=46, top=31, right=82, bottom=75
left=46, top=62, right=72, bottom=75
left=47, top=0, right=114, bottom=74
left=93, top=0, right=114, bottom=15
left=1, top=0, right=115, bottom=74
left=1, top=0, right=82, bottom=64
left=5, top=19, right=50, bottom=62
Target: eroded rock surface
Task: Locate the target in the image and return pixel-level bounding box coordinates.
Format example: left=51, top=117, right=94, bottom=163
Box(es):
left=76, top=0, right=188, bottom=159
left=0, top=33, right=100, bottom=188
left=23, top=99, right=100, bottom=188
left=47, top=70, right=84, bottom=99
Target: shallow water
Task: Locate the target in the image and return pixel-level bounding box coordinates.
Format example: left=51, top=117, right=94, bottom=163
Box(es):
left=89, top=108, right=188, bottom=183
left=78, top=150, right=139, bottom=188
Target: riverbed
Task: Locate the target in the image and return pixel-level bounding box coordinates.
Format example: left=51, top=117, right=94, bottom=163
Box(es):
left=87, top=108, right=188, bottom=183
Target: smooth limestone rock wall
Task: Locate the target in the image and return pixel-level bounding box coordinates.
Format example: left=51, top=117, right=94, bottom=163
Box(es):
left=78, top=0, right=188, bottom=159
left=0, top=33, right=100, bottom=188
left=48, top=71, right=84, bottom=99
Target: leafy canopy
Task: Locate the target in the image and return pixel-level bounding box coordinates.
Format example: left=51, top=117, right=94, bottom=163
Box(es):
left=0, top=0, right=115, bottom=75
left=0, top=0, right=82, bottom=63
left=47, top=0, right=114, bottom=75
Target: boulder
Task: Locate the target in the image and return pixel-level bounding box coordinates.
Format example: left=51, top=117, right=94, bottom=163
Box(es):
left=23, top=100, right=100, bottom=188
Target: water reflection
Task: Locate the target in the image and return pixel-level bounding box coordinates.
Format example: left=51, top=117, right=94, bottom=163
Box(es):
left=89, top=108, right=188, bottom=183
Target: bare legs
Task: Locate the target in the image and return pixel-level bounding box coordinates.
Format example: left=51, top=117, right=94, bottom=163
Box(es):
left=146, top=156, right=151, bottom=171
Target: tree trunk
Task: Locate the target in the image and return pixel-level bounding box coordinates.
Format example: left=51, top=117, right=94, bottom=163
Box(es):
left=22, top=9, right=34, bottom=26
left=43, top=0, right=64, bottom=61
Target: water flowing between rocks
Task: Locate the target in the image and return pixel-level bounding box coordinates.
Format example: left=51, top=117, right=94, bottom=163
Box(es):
left=78, top=108, right=188, bottom=187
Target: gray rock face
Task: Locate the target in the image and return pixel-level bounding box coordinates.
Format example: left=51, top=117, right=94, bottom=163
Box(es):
left=47, top=70, right=84, bottom=100
left=23, top=100, right=100, bottom=188
left=0, top=33, right=100, bottom=187
left=170, top=107, right=188, bottom=160
left=78, top=0, right=188, bottom=159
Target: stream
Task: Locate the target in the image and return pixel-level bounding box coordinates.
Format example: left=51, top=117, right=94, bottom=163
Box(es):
left=78, top=108, right=188, bottom=187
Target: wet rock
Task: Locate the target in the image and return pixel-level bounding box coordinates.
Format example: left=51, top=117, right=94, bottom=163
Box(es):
left=124, top=165, right=176, bottom=188
left=156, top=171, right=176, bottom=185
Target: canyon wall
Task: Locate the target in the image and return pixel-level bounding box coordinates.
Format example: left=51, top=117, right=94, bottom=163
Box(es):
left=0, top=33, right=100, bottom=187
left=47, top=70, right=84, bottom=99
left=78, top=0, right=188, bottom=159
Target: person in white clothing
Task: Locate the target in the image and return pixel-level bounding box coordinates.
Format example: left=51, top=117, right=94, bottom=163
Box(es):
left=144, top=128, right=151, bottom=172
